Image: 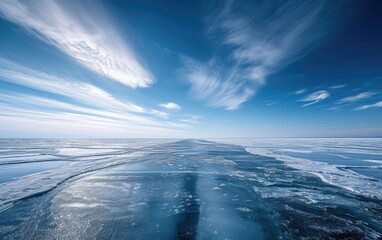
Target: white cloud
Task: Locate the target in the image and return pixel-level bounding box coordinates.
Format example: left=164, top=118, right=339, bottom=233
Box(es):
left=149, top=109, right=170, bottom=118
left=266, top=101, right=278, bottom=106
left=160, top=102, right=181, bottom=110
left=329, top=84, right=347, bottom=89
left=337, top=92, right=376, bottom=104
left=0, top=92, right=190, bottom=137
left=327, top=106, right=341, bottom=111
left=182, top=0, right=336, bottom=110
left=0, top=0, right=153, bottom=88
left=0, top=59, right=145, bottom=113
left=295, top=89, right=307, bottom=95
left=0, top=93, right=157, bottom=127
left=180, top=115, right=202, bottom=124
left=354, top=101, right=382, bottom=110
left=301, top=90, right=330, bottom=107
left=0, top=60, right=191, bottom=137
left=0, top=106, right=185, bottom=138
left=181, top=57, right=257, bottom=110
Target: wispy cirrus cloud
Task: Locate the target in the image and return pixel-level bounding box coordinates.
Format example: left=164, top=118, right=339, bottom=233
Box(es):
left=181, top=58, right=255, bottom=110
left=0, top=59, right=188, bottom=136
left=300, top=90, right=330, bottom=107
left=295, top=89, right=307, bottom=95
left=0, top=0, right=153, bottom=88
left=329, top=84, right=347, bottom=89
left=0, top=103, right=185, bottom=137
left=180, top=115, right=202, bottom=124
left=337, top=92, right=376, bottom=104
left=0, top=92, right=176, bottom=131
left=266, top=101, right=278, bottom=106
left=148, top=109, right=169, bottom=119
left=182, top=0, right=338, bottom=110
left=160, top=102, right=181, bottom=110
left=354, top=101, right=382, bottom=111
left=0, top=59, right=145, bottom=114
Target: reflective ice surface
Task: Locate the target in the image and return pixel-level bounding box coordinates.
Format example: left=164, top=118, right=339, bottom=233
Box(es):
left=0, top=139, right=381, bottom=239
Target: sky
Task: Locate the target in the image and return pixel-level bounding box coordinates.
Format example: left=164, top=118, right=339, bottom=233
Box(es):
left=0, top=0, right=381, bottom=138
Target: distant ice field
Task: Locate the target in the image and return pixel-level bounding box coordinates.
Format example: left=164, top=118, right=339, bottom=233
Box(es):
left=0, top=139, right=381, bottom=239
left=213, top=138, right=382, bottom=199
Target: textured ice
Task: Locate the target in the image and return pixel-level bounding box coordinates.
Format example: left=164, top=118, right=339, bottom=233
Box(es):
left=0, top=139, right=381, bottom=239
left=0, top=139, right=174, bottom=211
left=214, top=138, right=382, bottom=199
left=0, top=155, right=60, bottom=165
left=56, top=148, right=119, bottom=156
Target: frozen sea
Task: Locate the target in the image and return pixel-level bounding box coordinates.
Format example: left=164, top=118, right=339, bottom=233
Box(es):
left=0, top=138, right=381, bottom=239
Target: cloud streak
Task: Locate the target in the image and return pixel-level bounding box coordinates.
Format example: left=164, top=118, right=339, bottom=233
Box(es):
left=0, top=0, right=153, bottom=88
left=0, top=104, right=184, bottom=137
left=182, top=0, right=337, bottom=109
left=337, top=92, right=376, bottom=104
left=181, top=58, right=255, bottom=110
left=295, top=89, right=307, bottom=95
left=160, top=102, right=181, bottom=110
left=0, top=59, right=189, bottom=136
left=180, top=115, right=202, bottom=124
left=0, top=59, right=145, bottom=114
left=300, top=90, right=330, bottom=107
left=354, top=101, right=382, bottom=110
left=329, top=84, right=347, bottom=89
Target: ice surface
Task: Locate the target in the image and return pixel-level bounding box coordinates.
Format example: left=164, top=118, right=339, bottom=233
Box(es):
left=0, top=161, right=67, bottom=183
left=56, top=148, right=119, bottom=156
left=0, top=139, right=174, bottom=211
left=0, top=155, right=60, bottom=165
left=0, top=139, right=381, bottom=239
left=214, top=138, right=382, bottom=199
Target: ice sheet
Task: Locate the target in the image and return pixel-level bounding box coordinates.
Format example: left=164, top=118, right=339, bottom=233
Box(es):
left=0, top=139, right=381, bottom=239
left=213, top=138, right=382, bottom=199
left=56, top=148, right=119, bottom=156
left=0, top=139, right=175, bottom=210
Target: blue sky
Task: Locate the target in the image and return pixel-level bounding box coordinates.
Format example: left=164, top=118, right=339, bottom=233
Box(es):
left=0, top=0, right=381, bottom=138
